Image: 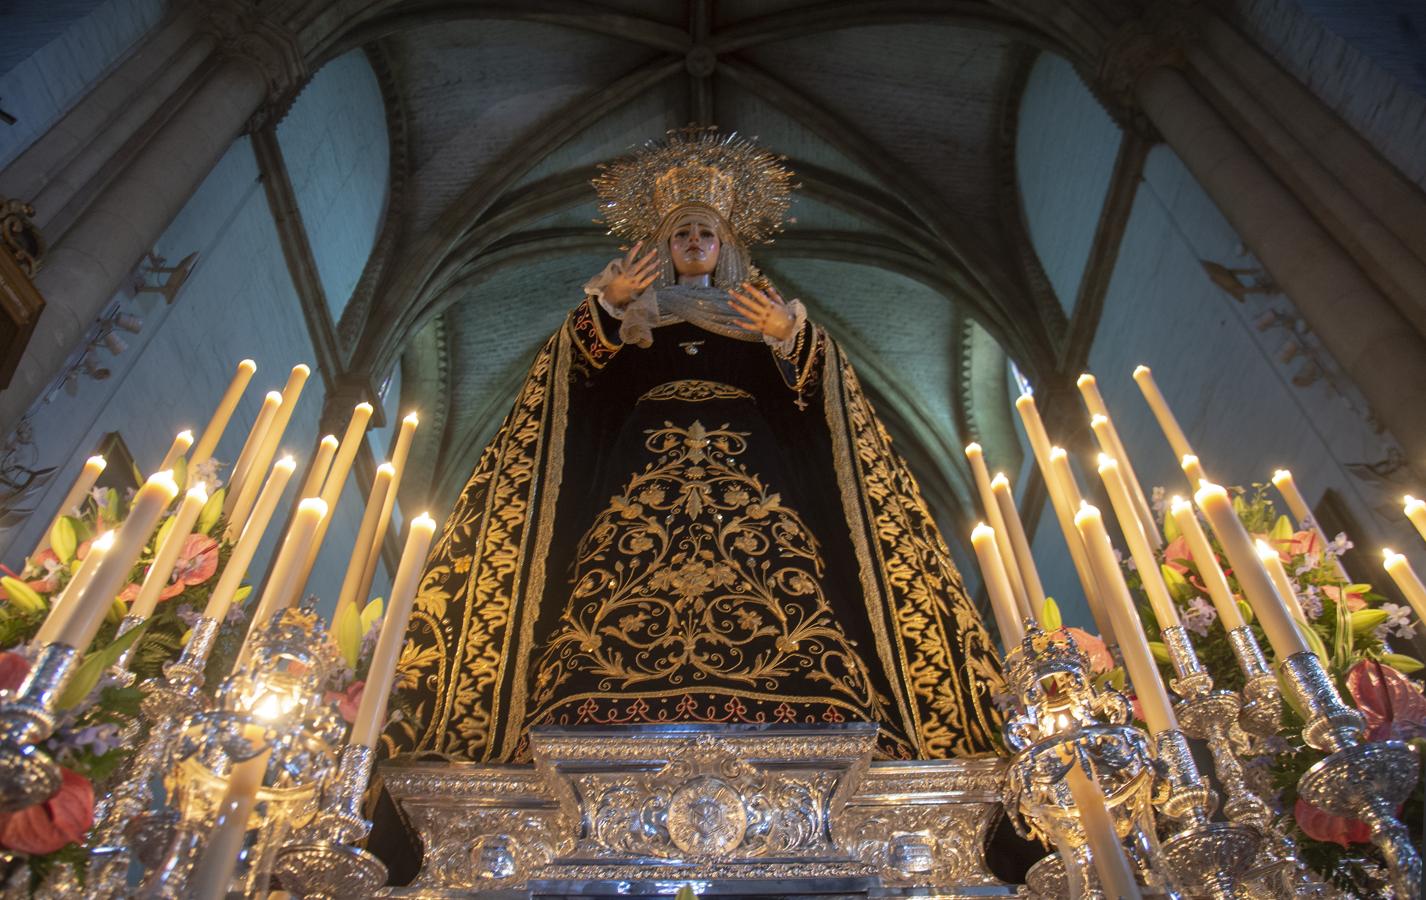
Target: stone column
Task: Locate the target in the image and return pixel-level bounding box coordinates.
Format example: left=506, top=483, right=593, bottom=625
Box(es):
left=1088, top=10, right=1426, bottom=475
left=0, top=9, right=305, bottom=434
left=1128, top=63, right=1426, bottom=476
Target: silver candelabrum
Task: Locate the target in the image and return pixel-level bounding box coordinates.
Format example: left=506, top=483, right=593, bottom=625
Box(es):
left=272, top=742, right=389, bottom=897
left=0, top=643, right=79, bottom=813
left=1002, top=624, right=1174, bottom=898
left=998, top=619, right=1405, bottom=900
left=84, top=615, right=222, bottom=896
left=133, top=607, right=343, bottom=898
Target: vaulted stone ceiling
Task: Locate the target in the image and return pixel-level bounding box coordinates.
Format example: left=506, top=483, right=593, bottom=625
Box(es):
left=337, top=1, right=1082, bottom=543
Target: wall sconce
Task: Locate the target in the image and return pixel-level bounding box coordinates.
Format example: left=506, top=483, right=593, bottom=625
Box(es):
left=132, top=251, right=199, bottom=304
left=1200, top=260, right=1278, bottom=302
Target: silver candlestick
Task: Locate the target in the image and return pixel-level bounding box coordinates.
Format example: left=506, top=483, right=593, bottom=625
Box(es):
left=1153, top=726, right=1261, bottom=900
left=273, top=743, right=389, bottom=897
left=107, top=614, right=147, bottom=686
left=134, top=607, right=342, bottom=898
left=1153, top=626, right=1268, bottom=900
left=1162, top=625, right=1273, bottom=827
left=84, top=616, right=221, bottom=896
left=1002, top=625, right=1171, bottom=897
left=1225, top=625, right=1282, bottom=739
left=0, top=643, right=77, bottom=812
left=1280, top=650, right=1422, bottom=900
left=1161, top=626, right=1327, bottom=899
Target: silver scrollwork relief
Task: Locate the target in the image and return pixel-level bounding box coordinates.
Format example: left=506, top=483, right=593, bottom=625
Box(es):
left=379, top=725, right=1009, bottom=896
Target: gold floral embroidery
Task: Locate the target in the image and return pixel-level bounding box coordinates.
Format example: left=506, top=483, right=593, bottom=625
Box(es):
left=637, top=380, right=753, bottom=404
left=524, top=418, right=907, bottom=747
left=384, top=332, right=560, bottom=762
left=388, top=314, right=999, bottom=766
left=831, top=344, right=1003, bottom=757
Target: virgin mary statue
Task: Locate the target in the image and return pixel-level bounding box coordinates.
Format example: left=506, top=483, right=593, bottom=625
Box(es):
left=385, top=130, right=1003, bottom=764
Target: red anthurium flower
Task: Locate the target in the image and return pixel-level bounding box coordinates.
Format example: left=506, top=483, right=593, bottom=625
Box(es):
left=0, top=653, right=29, bottom=693
left=324, top=681, right=366, bottom=724
left=0, top=767, right=94, bottom=855
left=1347, top=660, right=1426, bottom=742
left=1294, top=797, right=1371, bottom=847
left=157, top=535, right=220, bottom=600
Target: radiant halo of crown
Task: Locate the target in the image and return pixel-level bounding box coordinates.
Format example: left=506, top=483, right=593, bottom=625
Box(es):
left=593, top=127, right=795, bottom=245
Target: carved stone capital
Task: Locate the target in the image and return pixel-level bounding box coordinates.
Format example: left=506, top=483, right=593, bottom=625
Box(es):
left=201, top=0, right=307, bottom=122
left=1090, top=3, right=1198, bottom=138
left=319, top=375, right=384, bottom=434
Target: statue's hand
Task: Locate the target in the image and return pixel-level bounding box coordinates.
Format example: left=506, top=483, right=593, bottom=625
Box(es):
left=729, top=282, right=796, bottom=343
left=602, top=241, right=660, bottom=309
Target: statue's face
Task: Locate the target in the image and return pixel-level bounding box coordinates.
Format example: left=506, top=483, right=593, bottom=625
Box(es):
left=668, top=211, right=721, bottom=278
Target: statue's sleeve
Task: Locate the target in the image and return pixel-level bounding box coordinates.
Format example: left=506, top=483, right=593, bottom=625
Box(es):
left=581, top=259, right=658, bottom=349
left=567, top=294, right=622, bottom=370
left=770, top=312, right=826, bottom=407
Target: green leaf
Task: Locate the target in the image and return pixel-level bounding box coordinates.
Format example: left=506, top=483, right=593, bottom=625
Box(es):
left=50, top=517, right=78, bottom=564
left=1148, top=641, right=1171, bottom=665
left=1160, top=565, right=1191, bottom=602
left=152, top=513, right=178, bottom=555
left=1, top=577, right=46, bottom=615
left=1299, top=619, right=1330, bottom=666
left=360, top=597, right=384, bottom=636
left=107, top=596, right=127, bottom=625
left=1277, top=669, right=1307, bottom=720
left=1232, top=493, right=1249, bottom=521
left=1349, top=609, right=1389, bottom=635
left=1236, top=599, right=1254, bottom=625
left=334, top=600, right=362, bottom=669
left=1040, top=596, right=1061, bottom=631
left=1380, top=653, right=1425, bottom=674
left=1162, top=510, right=1180, bottom=543
left=103, top=488, right=120, bottom=525
left=77, top=747, right=127, bottom=782
left=56, top=621, right=149, bottom=710
left=98, top=685, right=144, bottom=719
left=198, top=488, right=226, bottom=535
left=1093, top=667, right=1127, bottom=692
left=1269, top=515, right=1294, bottom=545
left=71, top=517, right=93, bottom=545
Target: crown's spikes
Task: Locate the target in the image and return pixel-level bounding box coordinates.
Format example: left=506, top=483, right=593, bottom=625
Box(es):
left=592, top=127, right=794, bottom=245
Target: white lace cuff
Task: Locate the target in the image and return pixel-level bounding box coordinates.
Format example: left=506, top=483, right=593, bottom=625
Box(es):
left=584, top=259, right=657, bottom=348
left=765, top=299, right=808, bottom=357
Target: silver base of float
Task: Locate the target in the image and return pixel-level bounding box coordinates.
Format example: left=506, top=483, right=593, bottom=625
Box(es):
left=378, top=724, right=1014, bottom=899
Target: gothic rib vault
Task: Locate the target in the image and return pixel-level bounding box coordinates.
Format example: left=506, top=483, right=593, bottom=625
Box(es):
left=306, top=1, right=1132, bottom=558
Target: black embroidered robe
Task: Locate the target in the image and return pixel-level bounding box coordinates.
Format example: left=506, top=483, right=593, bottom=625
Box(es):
left=385, top=293, right=1003, bottom=762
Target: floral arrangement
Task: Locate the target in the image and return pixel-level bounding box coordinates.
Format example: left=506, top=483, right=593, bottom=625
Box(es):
left=1052, top=483, right=1425, bottom=892
left=0, top=474, right=385, bottom=891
